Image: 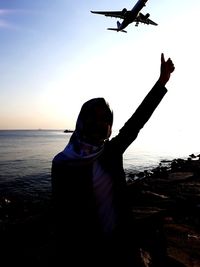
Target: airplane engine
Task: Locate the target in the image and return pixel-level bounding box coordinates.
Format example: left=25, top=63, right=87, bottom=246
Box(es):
left=144, top=13, right=150, bottom=19
left=139, top=12, right=150, bottom=20
left=122, top=8, right=127, bottom=15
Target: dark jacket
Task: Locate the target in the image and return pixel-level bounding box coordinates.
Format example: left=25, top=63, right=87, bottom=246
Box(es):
left=51, top=81, right=167, bottom=266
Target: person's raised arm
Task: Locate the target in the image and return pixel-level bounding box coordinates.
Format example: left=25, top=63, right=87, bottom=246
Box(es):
left=111, top=53, right=175, bottom=153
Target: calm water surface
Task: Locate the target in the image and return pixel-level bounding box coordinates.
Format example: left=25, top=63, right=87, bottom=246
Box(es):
left=0, top=130, right=194, bottom=201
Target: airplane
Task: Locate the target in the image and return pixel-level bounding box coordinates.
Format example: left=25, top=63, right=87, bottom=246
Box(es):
left=91, top=0, right=158, bottom=33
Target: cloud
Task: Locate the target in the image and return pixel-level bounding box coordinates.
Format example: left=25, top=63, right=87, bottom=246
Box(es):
left=0, top=9, right=15, bottom=29
left=0, top=8, right=26, bottom=30
left=0, top=8, right=18, bottom=15
left=0, top=18, right=10, bottom=28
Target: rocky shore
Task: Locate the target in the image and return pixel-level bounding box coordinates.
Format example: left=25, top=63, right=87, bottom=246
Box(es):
left=0, top=154, right=200, bottom=266
left=126, top=153, right=200, bottom=267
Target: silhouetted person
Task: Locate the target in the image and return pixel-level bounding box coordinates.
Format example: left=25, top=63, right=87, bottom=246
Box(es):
left=51, top=53, right=175, bottom=266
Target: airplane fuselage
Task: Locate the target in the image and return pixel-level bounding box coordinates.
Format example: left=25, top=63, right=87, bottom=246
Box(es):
left=120, top=0, right=147, bottom=30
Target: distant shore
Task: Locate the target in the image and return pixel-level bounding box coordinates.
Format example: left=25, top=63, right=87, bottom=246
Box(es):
left=63, top=129, right=74, bottom=133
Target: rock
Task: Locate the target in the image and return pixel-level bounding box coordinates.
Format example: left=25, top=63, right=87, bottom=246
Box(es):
left=127, top=156, right=200, bottom=267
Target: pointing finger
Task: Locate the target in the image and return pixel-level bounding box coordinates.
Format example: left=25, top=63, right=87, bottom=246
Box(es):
left=161, top=53, right=165, bottom=64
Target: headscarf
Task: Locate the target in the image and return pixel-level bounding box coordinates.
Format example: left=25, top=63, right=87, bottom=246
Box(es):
left=62, top=98, right=113, bottom=162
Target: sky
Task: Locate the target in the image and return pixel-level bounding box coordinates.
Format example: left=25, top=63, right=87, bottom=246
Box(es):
left=1, top=0, right=200, bottom=155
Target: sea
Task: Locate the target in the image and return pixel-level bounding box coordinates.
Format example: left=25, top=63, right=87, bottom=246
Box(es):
left=0, top=130, right=197, bottom=204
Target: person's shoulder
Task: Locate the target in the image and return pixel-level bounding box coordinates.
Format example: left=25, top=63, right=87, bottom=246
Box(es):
left=52, top=151, right=66, bottom=164
left=104, top=136, right=121, bottom=153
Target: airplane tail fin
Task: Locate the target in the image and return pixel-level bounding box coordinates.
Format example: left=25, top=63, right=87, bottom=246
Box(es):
left=107, top=21, right=127, bottom=33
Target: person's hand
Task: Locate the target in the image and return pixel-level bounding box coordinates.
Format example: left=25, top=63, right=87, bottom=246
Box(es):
left=158, top=53, right=175, bottom=86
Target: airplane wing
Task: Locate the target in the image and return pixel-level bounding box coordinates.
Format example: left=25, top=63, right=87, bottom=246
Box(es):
left=136, top=12, right=158, bottom=26
left=90, top=10, right=127, bottom=20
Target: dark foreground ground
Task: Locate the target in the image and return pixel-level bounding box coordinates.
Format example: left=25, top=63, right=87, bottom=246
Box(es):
left=126, top=154, right=200, bottom=267
left=0, top=154, right=200, bottom=266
